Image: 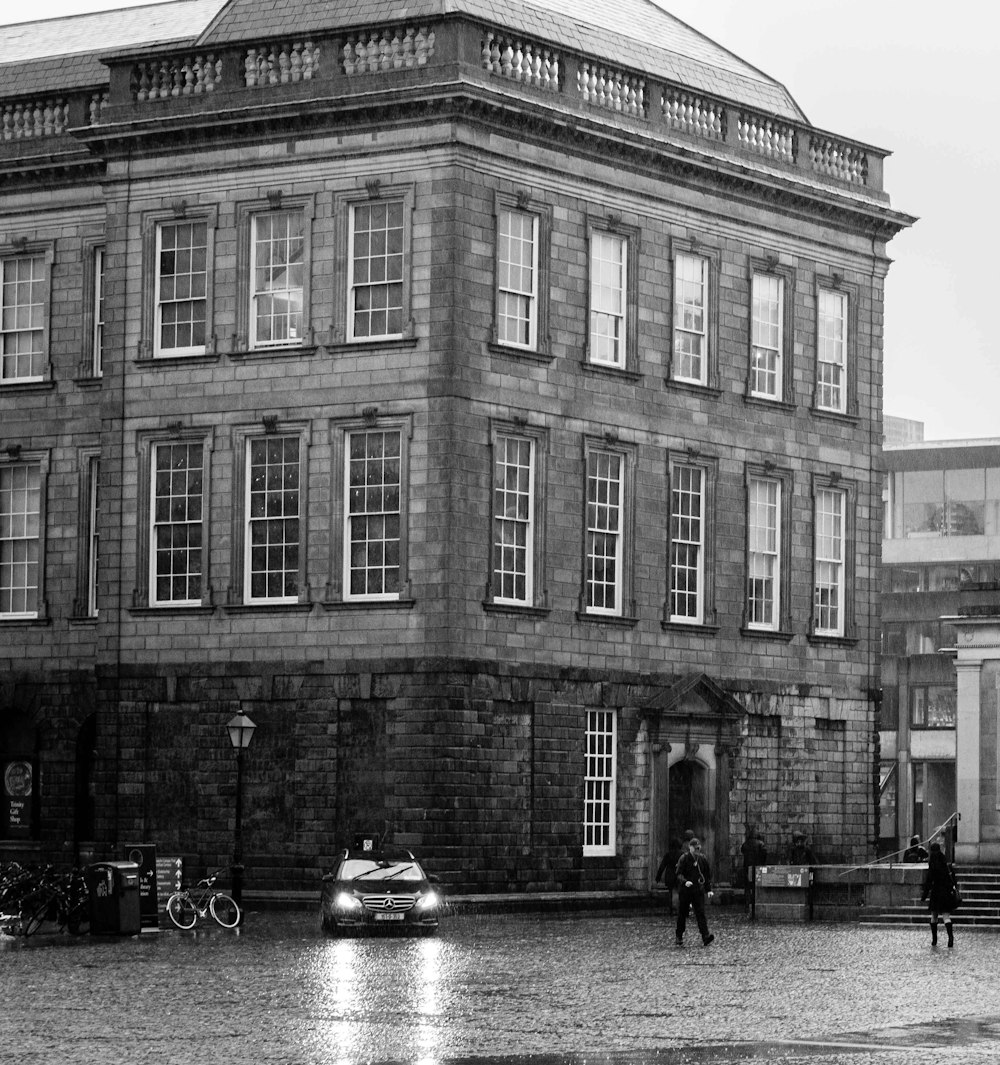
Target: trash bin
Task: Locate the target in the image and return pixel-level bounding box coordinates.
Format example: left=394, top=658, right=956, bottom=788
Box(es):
left=86, top=860, right=141, bottom=935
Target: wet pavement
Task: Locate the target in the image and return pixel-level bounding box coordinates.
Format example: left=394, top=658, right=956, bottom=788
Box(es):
left=2, top=908, right=1000, bottom=1064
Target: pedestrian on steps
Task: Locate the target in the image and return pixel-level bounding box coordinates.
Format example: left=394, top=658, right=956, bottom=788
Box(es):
left=920, top=841, right=959, bottom=947
left=675, top=836, right=714, bottom=947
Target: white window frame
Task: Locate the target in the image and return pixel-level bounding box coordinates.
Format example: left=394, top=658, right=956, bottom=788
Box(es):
left=585, top=448, right=624, bottom=616
left=817, top=288, right=847, bottom=413
left=673, top=252, right=708, bottom=385
left=669, top=463, right=704, bottom=623
left=347, top=199, right=405, bottom=342
left=583, top=708, right=617, bottom=857
left=750, top=272, right=784, bottom=400
left=747, top=476, right=780, bottom=630
left=0, top=253, right=46, bottom=384
left=86, top=456, right=99, bottom=617
left=0, top=461, right=41, bottom=618
left=589, top=231, right=627, bottom=369
left=492, top=433, right=535, bottom=606
left=154, top=220, right=208, bottom=358
left=149, top=440, right=204, bottom=607
left=244, top=435, right=301, bottom=605
left=814, top=486, right=845, bottom=636
left=497, top=207, right=539, bottom=350
left=249, top=209, right=305, bottom=350
left=92, top=247, right=105, bottom=377
left=343, top=427, right=402, bottom=602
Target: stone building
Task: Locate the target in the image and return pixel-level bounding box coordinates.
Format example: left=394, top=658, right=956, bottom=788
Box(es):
left=881, top=438, right=1000, bottom=863
left=0, top=0, right=912, bottom=894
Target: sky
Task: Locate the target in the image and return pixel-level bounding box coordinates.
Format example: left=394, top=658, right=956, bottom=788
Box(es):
left=2, top=0, right=995, bottom=443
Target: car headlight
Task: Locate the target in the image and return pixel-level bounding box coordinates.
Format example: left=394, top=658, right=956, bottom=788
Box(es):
left=415, top=891, right=440, bottom=912
left=335, top=891, right=363, bottom=911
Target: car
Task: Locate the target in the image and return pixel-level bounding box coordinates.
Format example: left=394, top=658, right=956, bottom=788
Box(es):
left=320, top=841, right=442, bottom=936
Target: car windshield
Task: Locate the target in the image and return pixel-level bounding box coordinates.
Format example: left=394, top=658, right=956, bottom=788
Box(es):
left=341, top=858, right=424, bottom=882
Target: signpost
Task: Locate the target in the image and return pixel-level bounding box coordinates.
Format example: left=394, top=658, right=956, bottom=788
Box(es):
left=156, top=856, right=183, bottom=908
left=124, top=843, right=160, bottom=931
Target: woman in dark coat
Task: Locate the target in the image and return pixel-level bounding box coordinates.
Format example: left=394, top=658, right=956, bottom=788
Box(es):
left=920, top=841, right=959, bottom=947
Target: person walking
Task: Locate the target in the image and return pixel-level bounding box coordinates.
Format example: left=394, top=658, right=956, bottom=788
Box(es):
left=675, top=836, right=714, bottom=947
left=654, top=836, right=683, bottom=914
left=740, top=828, right=767, bottom=913
left=920, top=841, right=959, bottom=947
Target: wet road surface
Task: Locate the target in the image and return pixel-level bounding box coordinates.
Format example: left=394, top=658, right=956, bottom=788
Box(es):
left=3, top=909, right=1000, bottom=1063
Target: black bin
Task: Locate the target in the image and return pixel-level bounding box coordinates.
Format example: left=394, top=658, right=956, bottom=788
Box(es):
left=86, top=860, right=141, bottom=935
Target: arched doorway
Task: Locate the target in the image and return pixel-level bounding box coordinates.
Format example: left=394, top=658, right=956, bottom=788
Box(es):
left=668, top=757, right=710, bottom=848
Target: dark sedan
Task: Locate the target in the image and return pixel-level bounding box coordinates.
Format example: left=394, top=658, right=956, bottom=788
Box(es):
left=320, top=846, right=442, bottom=935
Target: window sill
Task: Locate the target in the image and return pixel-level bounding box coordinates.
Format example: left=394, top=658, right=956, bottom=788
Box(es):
left=0, top=378, right=55, bottom=394
left=582, top=361, right=642, bottom=383
left=811, top=406, right=859, bottom=425
left=222, top=602, right=315, bottom=616
left=664, top=377, right=723, bottom=399
left=575, top=611, right=639, bottom=628
left=128, top=605, right=217, bottom=617
left=228, top=344, right=316, bottom=361
left=744, top=395, right=796, bottom=414
left=135, top=352, right=221, bottom=368
left=322, top=597, right=416, bottom=611
left=483, top=601, right=551, bottom=618
left=488, top=342, right=553, bottom=365
left=807, top=633, right=858, bottom=649
left=661, top=620, right=720, bottom=636
left=323, top=336, right=419, bottom=355
left=68, top=615, right=99, bottom=626
left=740, top=626, right=795, bottom=643
left=73, top=374, right=104, bottom=387
left=0, top=617, right=51, bottom=628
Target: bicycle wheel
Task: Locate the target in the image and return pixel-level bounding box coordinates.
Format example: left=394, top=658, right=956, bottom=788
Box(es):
left=166, top=892, right=198, bottom=930
left=22, top=895, right=55, bottom=937
left=209, top=892, right=240, bottom=928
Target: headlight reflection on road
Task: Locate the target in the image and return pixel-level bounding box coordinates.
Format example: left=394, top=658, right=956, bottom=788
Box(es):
left=415, top=935, right=442, bottom=1064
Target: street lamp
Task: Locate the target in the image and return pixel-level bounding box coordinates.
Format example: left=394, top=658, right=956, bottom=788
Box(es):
left=226, top=712, right=256, bottom=909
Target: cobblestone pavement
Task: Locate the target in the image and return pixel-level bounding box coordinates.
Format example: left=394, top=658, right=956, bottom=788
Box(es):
left=3, top=909, right=1000, bottom=1064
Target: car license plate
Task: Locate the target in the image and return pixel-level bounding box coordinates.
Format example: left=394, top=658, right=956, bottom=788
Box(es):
left=374, top=912, right=405, bottom=921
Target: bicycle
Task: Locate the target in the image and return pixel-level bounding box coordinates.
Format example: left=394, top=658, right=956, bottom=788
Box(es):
left=165, top=869, right=241, bottom=929
left=0, top=863, right=90, bottom=937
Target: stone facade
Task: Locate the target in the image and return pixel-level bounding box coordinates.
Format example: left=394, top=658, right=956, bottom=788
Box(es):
left=0, top=1, right=911, bottom=893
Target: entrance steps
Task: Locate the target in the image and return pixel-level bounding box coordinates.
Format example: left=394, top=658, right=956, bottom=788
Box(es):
left=859, top=865, right=1000, bottom=928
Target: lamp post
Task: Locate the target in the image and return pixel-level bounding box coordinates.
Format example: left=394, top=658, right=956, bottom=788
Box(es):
left=226, top=712, right=257, bottom=909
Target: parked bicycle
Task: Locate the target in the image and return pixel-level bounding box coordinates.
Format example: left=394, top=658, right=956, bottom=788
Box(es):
left=0, top=862, right=89, bottom=937
left=165, top=869, right=240, bottom=929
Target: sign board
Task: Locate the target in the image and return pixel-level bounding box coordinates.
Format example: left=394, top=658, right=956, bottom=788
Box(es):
left=3, top=759, right=33, bottom=838
left=124, top=844, right=160, bottom=930
left=156, top=856, right=183, bottom=907
left=756, top=865, right=812, bottom=889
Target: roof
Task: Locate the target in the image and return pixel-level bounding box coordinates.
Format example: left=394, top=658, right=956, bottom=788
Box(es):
left=0, top=0, right=804, bottom=121
left=0, top=0, right=226, bottom=93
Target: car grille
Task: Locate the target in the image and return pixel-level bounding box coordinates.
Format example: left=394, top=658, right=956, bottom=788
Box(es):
left=361, top=894, right=416, bottom=912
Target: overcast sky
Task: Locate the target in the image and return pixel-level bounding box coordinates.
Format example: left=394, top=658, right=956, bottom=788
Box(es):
left=3, top=0, right=994, bottom=443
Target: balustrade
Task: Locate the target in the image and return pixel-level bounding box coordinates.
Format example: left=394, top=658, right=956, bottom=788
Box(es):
left=809, top=135, right=868, bottom=186
left=481, top=31, right=560, bottom=91
left=244, top=42, right=320, bottom=86
left=89, top=92, right=109, bottom=126
left=342, top=27, right=435, bottom=74
left=133, top=55, right=222, bottom=101
left=1, top=99, right=68, bottom=140
left=578, top=62, right=646, bottom=118
left=661, top=88, right=725, bottom=140
left=737, top=111, right=796, bottom=164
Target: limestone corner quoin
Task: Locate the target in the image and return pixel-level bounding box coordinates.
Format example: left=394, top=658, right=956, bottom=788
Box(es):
left=0, top=0, right=914, bottom=896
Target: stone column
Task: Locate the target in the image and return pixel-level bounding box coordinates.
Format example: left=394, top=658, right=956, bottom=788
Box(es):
left=954, top=659, right=982, bottom=862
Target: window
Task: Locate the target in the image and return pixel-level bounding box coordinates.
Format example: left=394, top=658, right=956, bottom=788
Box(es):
left=349, top=200, right=404, bottom=341
left=1, top=254, right=46, bottom=383
left=250, top=210, right=304, bottom=349
left=816, top=288, right=846, bottom=412
left=747, top=476, right=780, bottom=630
left=589, top=231, right=627, bottom=368
left=669, top=464, right=704, bottom=623
left=150, top=441, right=204, bottom=606
left=673, top=252, right=708, bottom=384
left=497, top=207, right=539, bottom=350
left=584, top=709, right=616, bottom=856
left=245, top=436, right=300, bottom=604
left=0, top=462, right=41, bottom=617
left=585, top=448, right=625, bottom=616
left=83, top=455, right=99, bottom=617
left=814, top=487, right=845, bottom=635
left=911, top=686, right=957, bottom=729
left=344, top=428, right=401, bottom=600
left=492, top=433, right=535, bottom=606
left=92, top=247, right=105, bottom=377
left=750, top=272, right=783, bottom=400
left=155, top=221, right=208, bottom=356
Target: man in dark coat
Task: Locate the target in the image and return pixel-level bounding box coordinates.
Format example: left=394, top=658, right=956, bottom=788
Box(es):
left=674, top=836, right=714, bottom=946
left=903, top=835, right=929, bottom=863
